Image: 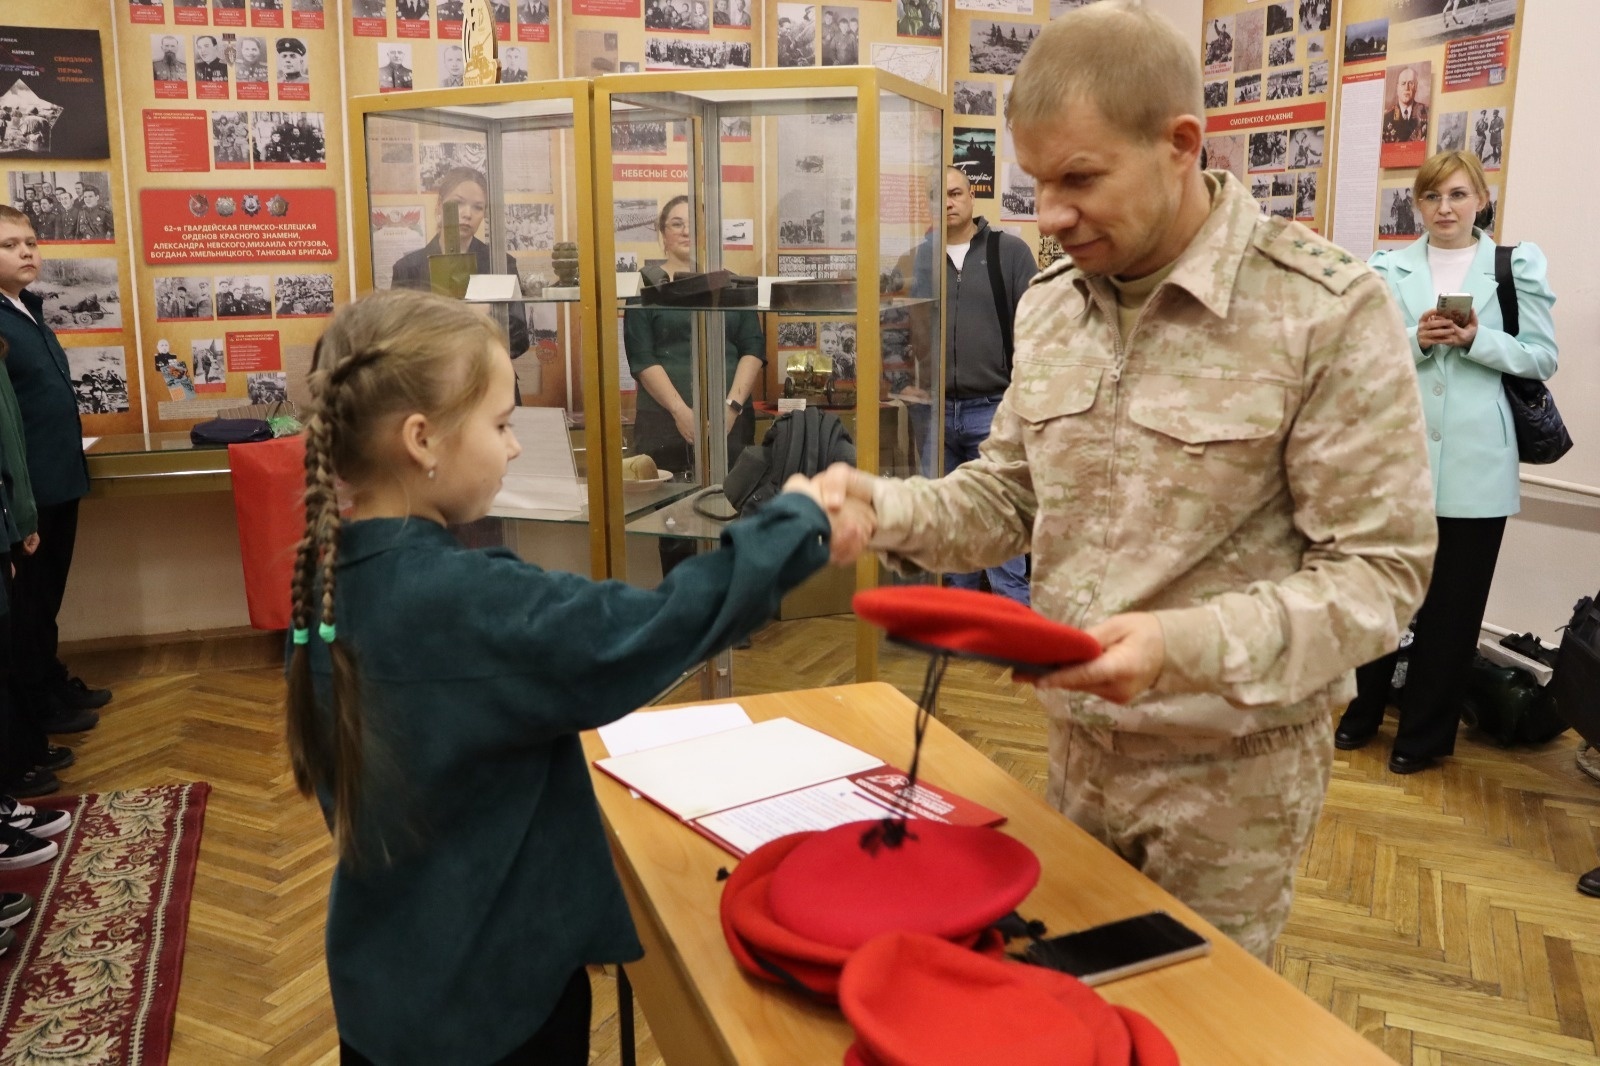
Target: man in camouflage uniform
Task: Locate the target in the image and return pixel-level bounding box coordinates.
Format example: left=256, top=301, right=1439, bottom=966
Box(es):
left=819, top=0, right=1436, bottom=961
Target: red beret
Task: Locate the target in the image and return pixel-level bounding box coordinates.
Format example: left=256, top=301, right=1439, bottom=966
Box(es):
left=721, top=828, right=1016, bottom=1002
left=840, top=932, right=1180, bottom=1066
left=766, top=820, right=1039, bottom=949
left=853, top=586, right=1101, bottom=671
left=840, top=931, right=1099, bottom=1066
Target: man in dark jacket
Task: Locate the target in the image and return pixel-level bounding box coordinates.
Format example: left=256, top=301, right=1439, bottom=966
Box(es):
left=911, top=166, right=1038, bottom=604
left=0, top=207, right=109, bottom=737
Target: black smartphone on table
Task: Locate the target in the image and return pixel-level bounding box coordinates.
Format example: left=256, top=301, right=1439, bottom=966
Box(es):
left=1022, top=910, right=1210, bottom=986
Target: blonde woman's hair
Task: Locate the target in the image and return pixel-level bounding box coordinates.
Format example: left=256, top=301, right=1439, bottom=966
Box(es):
left=1413, top=150, right=1490, bottom=203
left=285, top=289, right=501, bottom=863
left=1007, top=0, right=1204, bottom=144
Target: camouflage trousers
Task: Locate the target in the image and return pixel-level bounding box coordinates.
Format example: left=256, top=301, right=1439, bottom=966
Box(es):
left=1045, top=714, right=1334, bottom=964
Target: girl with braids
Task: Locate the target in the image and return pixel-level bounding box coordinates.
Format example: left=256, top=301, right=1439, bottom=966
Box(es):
left=285, top=289, right=869, bottom=1066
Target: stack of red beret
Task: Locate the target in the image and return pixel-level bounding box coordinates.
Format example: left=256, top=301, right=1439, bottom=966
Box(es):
left=720, top=819, right=1040, bottom=1001
left=852, top=586, right=1102, bottom=673
left=840, top=932, right=1181, bottom=1066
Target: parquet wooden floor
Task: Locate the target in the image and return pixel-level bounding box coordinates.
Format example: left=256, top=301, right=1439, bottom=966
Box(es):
left=48, top=617, right=1600, bottom=1065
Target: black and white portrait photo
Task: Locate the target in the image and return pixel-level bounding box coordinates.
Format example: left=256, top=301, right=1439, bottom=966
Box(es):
left=248, top=371, right=289, bottom=405
left=212, top=110, right=251, bottom=165
left=155, top=276, right=214, bottom=320
left=10, top=172, right=113, bottom=243
left=1471, top=106, right=1506, bottom=168
left=821, top=6, right=858, bottom=66
left=500, top=46, right=529, bottom=82
left=1436, top=110, right=1468, bottom=153
left=1248, top=129, right=1287, bottom=172
left=152, top=33, right=189, bottom=84
left=36, top=258, right=121, bottom=333
left=377, top=44, right=414, bottom=91
left=968, top=20, right=1036, bottom=76
left=214, top=275, right=272, bottom=317
left=275, top=273, right=334, bottom=315
left=251, top=111, right=327, bottom=165
left=67, top=346, right=130, bottom=415
left=1380, top=186, right=1421, bottom=238
left=191, top=338, right=226, bottom=386
left=953, top=80, right=997, bottom=116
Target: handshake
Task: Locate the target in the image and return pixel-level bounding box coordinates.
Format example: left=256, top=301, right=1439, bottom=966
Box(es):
left=781, top=462, right=877, bottom=567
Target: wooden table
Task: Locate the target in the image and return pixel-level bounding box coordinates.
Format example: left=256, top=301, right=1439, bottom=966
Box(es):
left=581, top=683, right=1391, bottom=1066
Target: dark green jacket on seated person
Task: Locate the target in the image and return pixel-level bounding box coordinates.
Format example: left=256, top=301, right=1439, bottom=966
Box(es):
left=0, top=289, right=89, bottom=507
left=296, top=493, right=831, bottom=1065
left=624, top=266, right=764, bottom=418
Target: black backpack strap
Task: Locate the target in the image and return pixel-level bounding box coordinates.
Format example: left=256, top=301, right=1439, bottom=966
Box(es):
left=986, top=228, right=1013, bottom=373
left=1494, top=244, right=1519, bottom=337
left=775, top=411, right=807, bottom=487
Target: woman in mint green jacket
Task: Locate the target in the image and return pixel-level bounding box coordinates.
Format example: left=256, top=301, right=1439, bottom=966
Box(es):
left=1336, top=150, right=1558, bottom=774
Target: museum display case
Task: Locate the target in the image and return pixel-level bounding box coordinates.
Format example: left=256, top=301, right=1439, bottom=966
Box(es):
left=592, top=67, right=947, bottom=680
left=348, top=80, right=634, bottom=581
left=349, top=70, right=946, bottom=686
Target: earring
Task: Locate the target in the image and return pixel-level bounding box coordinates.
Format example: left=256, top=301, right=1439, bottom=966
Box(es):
left=427, top=467, right=437, bottom=480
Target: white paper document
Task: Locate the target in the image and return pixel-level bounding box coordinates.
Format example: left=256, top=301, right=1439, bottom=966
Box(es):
left=464, top=274, right=522, bottom=301
left=597, top=703, right=753, bottom=758
left=490, top=406, right=584, bottom=519
left=594, top=718, right=884, bottom=821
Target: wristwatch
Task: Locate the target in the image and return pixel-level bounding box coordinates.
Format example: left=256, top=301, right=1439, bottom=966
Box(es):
left=727, top=397, right=744, bottom=413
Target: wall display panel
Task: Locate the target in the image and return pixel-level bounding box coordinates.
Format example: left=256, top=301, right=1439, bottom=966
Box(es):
left=340, top=0, right=558, bottom=98
left=1328, top=0, right=1525, bottom=258
left=1200, top=0, right=1333, bottom=235
left=116, top=2, right=353, bottom=430
left=2, top=7, right=144, bottom=435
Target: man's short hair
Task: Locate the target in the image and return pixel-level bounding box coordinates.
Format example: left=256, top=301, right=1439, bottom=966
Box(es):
left=1008, top=0, right=1203, bottom=143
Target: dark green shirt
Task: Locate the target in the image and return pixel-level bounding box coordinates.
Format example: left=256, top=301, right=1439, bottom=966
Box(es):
left=296, top=493, right=830, bottom=1063
left=624, top=291, right=764, bottom=418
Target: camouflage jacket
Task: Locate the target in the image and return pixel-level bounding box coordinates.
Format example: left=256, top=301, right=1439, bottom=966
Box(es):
left=868, top=171, right=1437, bottom=739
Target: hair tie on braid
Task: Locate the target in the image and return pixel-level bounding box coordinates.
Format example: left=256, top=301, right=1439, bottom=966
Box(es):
left=319, top=622, right=338, bottom=643
left=292, top=627, right=310, bottom=645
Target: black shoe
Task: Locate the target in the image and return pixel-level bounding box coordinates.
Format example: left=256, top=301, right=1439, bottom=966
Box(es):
left=4, top=769, right=58, bottom=799
left=1334, top=727, right=1376, bottom=751
left=37, top=707, right=98, bottom=735
left=1579, top=867, right=1600, bottom=899
left=0, top=824, right=58, bottom=870
left=37, top=745, right=74, bottom=773
left=1388, top=752, right=1437, bottom=775
left=0, top=797, right=71, bottom=839
left=0, top=892, right=34, bottom=929
left=0, top=927, right=13, bottom=957
left=52, top=677, right=112, bottom=712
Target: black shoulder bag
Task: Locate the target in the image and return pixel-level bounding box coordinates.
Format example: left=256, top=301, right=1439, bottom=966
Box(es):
left=1495, top=244, right=1572, bottom=465
left=985, top=229, right=1013, bottom=375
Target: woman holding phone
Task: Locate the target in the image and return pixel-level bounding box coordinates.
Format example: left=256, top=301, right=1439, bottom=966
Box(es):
left=1335, top=150, right=1559, bottom=774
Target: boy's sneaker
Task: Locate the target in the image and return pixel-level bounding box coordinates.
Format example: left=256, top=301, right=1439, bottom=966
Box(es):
left=0, top=927, right=14, bottom=957
left=0, top=797, right=70, bottom=839
left=0, top=893, right=34, bottom=929
left=0, top=825, right=58, bottom=871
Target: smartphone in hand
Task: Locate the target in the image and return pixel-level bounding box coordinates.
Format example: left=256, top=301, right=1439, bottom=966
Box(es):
left=1435, top=292, right=1473, bottom=327
left=1022, top=910, right=1210, bottom=986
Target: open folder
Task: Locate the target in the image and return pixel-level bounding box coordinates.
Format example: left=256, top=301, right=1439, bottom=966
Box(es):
left=593, top=717, right=1005, bottom=858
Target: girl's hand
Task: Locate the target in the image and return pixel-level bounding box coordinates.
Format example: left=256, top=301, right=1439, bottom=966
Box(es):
left=783, top=473, right=875, bottom=564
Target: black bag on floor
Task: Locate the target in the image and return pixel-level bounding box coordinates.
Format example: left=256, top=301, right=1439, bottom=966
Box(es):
left=1551, top=592, right=1600, bottom=747
left=1459, top=653, right=1567, bottom=747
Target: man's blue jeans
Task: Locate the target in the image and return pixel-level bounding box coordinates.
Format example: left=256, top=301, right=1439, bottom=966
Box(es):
left=944, top=395, right=1030, bottom=605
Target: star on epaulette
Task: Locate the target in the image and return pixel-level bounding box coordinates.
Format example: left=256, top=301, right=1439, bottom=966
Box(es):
left=1323, top=267, right=1336, bottom=277
left=1310, top=247, right=1323, bottom=256
left=1338, top=254, right=1353, bottom=265
left=1293, top=239, right=1306, bottom=249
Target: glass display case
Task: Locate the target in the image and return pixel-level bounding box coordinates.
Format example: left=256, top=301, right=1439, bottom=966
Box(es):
left=348, top=81, right=633, bottom=581
left=591, top=68, right=947, bottom=682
